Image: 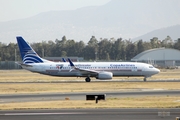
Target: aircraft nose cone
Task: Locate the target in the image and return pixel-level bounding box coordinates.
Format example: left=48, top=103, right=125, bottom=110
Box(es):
left=156, top=68, right=160, bottom=73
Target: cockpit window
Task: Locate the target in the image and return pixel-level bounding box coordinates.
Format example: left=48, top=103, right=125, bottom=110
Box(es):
left=149, top=66, right=154, bottom=68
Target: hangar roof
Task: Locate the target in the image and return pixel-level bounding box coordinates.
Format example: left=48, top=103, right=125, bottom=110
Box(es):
left=131, top=48, right=180, bottom=61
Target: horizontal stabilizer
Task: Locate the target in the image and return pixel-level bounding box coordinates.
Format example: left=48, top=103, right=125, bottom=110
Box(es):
left=15, top=62, right=33, bottom=67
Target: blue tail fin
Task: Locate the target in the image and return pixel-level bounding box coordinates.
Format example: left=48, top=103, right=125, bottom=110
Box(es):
left=62, top=58, right=66, bottom=62
left=16, top=36, right=44, bottom=64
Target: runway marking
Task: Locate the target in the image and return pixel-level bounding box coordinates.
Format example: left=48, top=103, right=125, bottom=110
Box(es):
left=3, top=112, right=86, bottom=116
left=1, top=111, right=180, bottom=116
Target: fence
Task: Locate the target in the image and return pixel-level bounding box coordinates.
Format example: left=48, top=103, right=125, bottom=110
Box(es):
left=0, top=61, right=22, bottom=69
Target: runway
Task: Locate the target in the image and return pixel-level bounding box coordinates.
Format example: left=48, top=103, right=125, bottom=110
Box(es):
left=0, top=108, right=180, bottom=120
left=0, top=81, right=180, bottom=120
left=0, top=90, right=180, bottom=103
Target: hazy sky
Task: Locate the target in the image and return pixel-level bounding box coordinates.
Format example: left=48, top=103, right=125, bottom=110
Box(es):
left=0, top=0, right=111, bottom=22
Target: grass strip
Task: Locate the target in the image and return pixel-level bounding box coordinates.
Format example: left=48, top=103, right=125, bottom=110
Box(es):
left=0, top=69, right=180, bottom=82
left=0, top=96, right=180, bottom=110
left=0, top=82, right=180, bottom=94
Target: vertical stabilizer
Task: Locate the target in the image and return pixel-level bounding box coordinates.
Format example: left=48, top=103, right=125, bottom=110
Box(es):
left=16, top=36, right=44, bottom=64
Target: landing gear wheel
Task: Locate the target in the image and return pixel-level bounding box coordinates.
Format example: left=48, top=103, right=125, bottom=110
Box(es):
left=143, top=77, right=147, bottom=82
left=85, top=77, right=91, bottom=82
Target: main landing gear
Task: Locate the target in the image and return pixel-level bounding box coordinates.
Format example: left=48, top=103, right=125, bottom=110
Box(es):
left=85, top=77, right=91, bottom=82
left=143, top=77, right=147, bottom=82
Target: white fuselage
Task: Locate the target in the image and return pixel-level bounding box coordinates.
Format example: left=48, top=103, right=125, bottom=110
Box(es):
left=22, top=62, right=160, bottom=78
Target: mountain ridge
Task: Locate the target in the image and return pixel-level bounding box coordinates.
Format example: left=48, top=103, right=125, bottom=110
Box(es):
left=132, top=25, right=180, bottom=41
left=0, top=0, right=180, bottom=43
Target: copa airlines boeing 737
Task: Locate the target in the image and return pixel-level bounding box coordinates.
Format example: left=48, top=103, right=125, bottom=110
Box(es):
left=16, top=36, right=160, bottom=82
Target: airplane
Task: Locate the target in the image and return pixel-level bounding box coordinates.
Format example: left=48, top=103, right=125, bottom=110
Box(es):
left=16, top=36, right=160, bottom=82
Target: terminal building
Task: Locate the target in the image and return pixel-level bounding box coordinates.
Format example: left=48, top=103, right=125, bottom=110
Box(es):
left=131, top=48, right=180, bottom=67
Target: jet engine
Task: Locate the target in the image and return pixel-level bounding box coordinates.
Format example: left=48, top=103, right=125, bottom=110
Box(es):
left=96, top=71, right=113, bottom=80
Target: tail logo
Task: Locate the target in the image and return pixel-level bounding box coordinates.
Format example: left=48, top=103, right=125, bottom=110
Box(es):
left=22, top=50, right=43, bottom=64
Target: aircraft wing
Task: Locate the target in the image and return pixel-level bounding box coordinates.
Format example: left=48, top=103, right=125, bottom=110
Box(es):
left=74, top=67, right=99, bottom=74
left=68, top=58, right=99, bottom=74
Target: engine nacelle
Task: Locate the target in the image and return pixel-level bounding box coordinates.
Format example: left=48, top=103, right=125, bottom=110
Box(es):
left=96, top=72, right=113, bottom=80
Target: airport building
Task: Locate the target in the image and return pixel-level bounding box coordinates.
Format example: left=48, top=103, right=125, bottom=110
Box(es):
left=131, top=48, right=180, bottom=67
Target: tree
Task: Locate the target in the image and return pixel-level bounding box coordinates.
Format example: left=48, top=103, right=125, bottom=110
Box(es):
left=174, top=38, right=180, bottom=50
left=125, top=42, right=137, bottom=60
left=84, top=36, right=99, bottom=60
left=61, top=51, right=67, bottom=57
left=150, top=37, right=161, bottom=48
left=75, top=41, right=85, bottom=57
left=2, top=35, right=180, bottom=62
left=162, top=36, right=174, bottom=48
left=137, top=40, right=144, bottom=54
left=111, top=38, right=123, bottom=60
left=98, top=39, right=112, bottom=60
left=66, top=39, right=76, bottom=56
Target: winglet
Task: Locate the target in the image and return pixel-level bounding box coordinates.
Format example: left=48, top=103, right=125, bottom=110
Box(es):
left=62, top=58, right=66, bottom=62
left=68, top=58, right=75, bottom=72
left=68, top=58, right=75, bottom=67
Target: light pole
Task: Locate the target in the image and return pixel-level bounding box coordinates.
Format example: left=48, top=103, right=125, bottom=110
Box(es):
left=95, top=52, right=97, bottom=61
left=42, top=48, right=44, bottom=58
left=15, top=49, right=16, bottom=61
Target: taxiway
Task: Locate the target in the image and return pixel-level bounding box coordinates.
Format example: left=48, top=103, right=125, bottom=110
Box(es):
left=0, top=109, right=179, bottom=120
